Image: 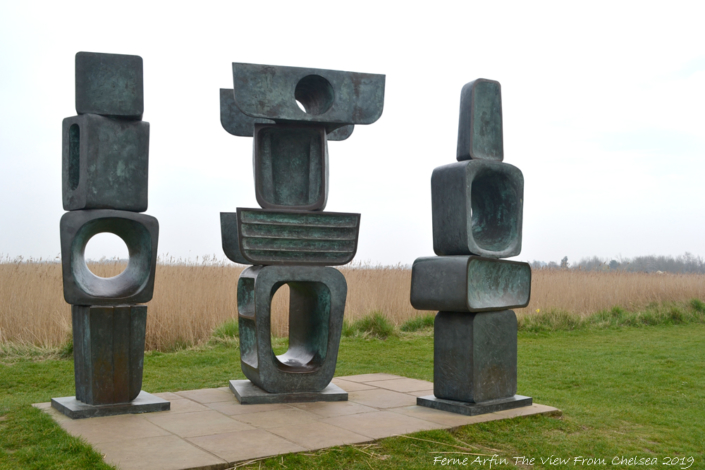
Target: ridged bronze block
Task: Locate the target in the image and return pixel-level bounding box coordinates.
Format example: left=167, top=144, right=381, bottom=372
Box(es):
left=221, top=209, right=360, bottom=266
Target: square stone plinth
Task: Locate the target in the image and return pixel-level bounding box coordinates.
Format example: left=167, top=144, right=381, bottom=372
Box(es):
left=37, top=374, right=560, bottom=470
left=230, top=380, right=347, bottom=404
left=51, top=391, right=170, bottom=419
left=417, top=394, right=533, bottom=416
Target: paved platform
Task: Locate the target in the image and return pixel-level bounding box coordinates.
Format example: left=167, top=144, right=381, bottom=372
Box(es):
left=34, top=374, right=561, bottom=470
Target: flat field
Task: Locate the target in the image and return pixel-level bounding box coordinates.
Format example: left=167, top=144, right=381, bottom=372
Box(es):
left=0, top=324, right=703, bottom=469
left=1, top=260, right=704, bottom=350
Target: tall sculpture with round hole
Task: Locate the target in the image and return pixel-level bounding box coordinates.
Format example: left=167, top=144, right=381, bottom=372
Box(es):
left=220, top=63, right=385, bottom=403
left=410, top=79, right=534, bottom=415
left=51, top=52, right=170, bottom=419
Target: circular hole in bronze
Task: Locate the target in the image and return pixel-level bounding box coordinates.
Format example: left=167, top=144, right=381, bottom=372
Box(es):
left=294, top=75, right=334, bottom=115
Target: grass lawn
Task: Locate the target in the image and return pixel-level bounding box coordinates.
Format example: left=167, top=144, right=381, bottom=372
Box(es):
left=1, top=323, right=703, bottom=469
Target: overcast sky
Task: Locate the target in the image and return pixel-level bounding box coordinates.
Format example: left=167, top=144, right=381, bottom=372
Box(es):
left=1, top=1, right=703, bottom=266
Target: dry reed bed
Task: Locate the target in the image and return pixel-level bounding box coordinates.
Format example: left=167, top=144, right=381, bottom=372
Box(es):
left=1, top=261, right=704, bottom=350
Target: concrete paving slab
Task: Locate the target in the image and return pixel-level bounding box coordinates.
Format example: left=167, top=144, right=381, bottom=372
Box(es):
left=230, top=407, right=321, bottom=429
left=206, top=400, right=292, bottom=416
left=37, top=374, right=561, bottom=469
left=340, top=373, right=404, bottom=383
left=59, top=414, right=171, bottom=444
left=331, top=378, right=378, bottom=391
left=95, top=434, right=227, bottom=470
left=404, top=389, right=435, bottom=397
left=158, top=398, right=209, bottom=414
left=320, top=410, right=444, bottom=439
left=290, top=400, right=377, bottom=417
left=348, top=388, right=418, bottom=409
left=187, top=428, right=306, bottom=463
left=268, top=420, right=372, bottom=450
left=152, top=392, right=182, bottom=401
left=174, top=388, right=234, bottom=404
left=145, top=410, right=255, bottom=438
left=492, top=403, right=562, bottom=419
left=389, top=405, right=502, bottom=427
left=366, top=378, right=434, bottom=392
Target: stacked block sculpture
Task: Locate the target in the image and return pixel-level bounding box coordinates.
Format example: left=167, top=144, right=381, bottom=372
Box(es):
left=220, top=63, right=385, bottom=403
left=411, top=79, right=533, bottom=416
left=51, top=52, right=169, bottom=419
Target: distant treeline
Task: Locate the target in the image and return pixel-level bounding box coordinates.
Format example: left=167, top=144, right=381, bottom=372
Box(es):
left=530, top=253, right=705, bottom=274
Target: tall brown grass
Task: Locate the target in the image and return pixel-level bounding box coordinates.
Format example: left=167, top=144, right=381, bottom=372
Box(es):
left=1, top=258, right=704, bottom=351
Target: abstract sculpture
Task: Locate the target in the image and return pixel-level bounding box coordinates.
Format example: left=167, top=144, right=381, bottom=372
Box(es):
left=220, top=63, right=385, bottom=403
left=411, top=79, right=533, bottom=415
left=52, top=52, right=169, bottom=418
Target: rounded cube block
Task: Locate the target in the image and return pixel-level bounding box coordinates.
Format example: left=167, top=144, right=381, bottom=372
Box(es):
left=432, top=160, right=523, bottom=258
left=254, top=124, right=328, bottom=211
left=237, top=265, right=347, bottom=394
left=62, top=114, right=150, bottom=212
left=60, top=210, right=159, bottom=305
left=434, top=310, right=518, bottom=403
left=72, top=305, right=147, bottom=405
left=410, top=256, right=531, bottom=312
left=75, top=51, right=144, bottom=119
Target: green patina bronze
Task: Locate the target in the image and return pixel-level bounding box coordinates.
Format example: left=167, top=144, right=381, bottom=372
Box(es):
left=431, top=159, right=523, bottom=258
left=75, top=52, right=143, bottom=119
left=55, top=52, right=166, bottom=418
left=236, top=266, right=346, bottom=394
left=62, top=114, right=149, bottom=212
left=220, top=63, right=384, bottom=400
left=457, top=79, right=503, bottom=162
left=410, top=256, right=530, bottom=312
left=254, top=124, right=328, bottom=210
left=231, top=63, right=385, bottom=129
left=466, top=257, right=530, bottom=310
left=413, top=78, right=533, bottom=415
left=236, top=208, right=360, bottom=266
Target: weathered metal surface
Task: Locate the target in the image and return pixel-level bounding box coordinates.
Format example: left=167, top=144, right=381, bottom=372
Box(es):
left=51, top=391, right=169, bottom=419
left=220, top=212, right=250, bottom=265
left=62, top=114, right=149, bottom=212
left=219, top=62, right=383, bottom=400
left=75, top=51, right=144, bottom=119
left=235, top=208, right=360, bottom=266
left=410, top=256, right=531, bottom=312
left=417, top=394, right=531, bottom=416
left=237, top=265, right=347, bottom=394
left=433, top=311, right=518, bottom=403
left=56, top=51, right=163, bottom=420
left=60, top=210, right=159, bottom=305
left=72, top=305, right=147, bottom=405
left=432, top=160, right=523, bottom=258
left=231, top=63, right=385, bottom=128
left=457, top=79, right=503, bottom=162
left=254, top=124, right=329, bottom=211
left=230, top=380, right=347, bottom=404
left=220, top=89, right=354, bottom=141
